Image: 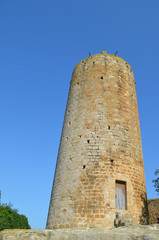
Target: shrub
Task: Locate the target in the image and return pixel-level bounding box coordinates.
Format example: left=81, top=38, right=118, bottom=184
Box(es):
left=0, top=203, right=30, bottom=231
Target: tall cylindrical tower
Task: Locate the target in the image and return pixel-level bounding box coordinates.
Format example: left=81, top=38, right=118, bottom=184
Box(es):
left=46, top=51, right=147, bottom=229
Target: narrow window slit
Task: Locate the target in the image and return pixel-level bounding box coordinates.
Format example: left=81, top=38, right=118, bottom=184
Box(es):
left=108, top=126, right=110, bottom=130
left=83, top=165, right=86, bottom=169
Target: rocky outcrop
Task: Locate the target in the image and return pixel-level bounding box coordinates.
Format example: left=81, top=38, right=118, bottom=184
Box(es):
left=0, top=225, right=159, bottom=240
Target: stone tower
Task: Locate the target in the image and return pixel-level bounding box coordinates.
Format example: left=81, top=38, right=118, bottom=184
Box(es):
left=46, top=51, right=147, bottom=229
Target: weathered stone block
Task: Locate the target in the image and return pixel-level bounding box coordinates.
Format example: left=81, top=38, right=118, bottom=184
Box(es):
left=1, top=226, right=159, bottom=240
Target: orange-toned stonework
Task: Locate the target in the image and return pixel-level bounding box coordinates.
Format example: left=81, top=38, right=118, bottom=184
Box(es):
left=46, top=51, right=147, bottom=229
left=148, top=198, right=159, bottom=224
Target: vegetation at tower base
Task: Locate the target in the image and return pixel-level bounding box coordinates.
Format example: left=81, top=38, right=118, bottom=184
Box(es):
left=139, top=194, right=149, bottom=225
left=152, top=169, right=159, bottom=194
left=0, top=203, right=30, bottom=231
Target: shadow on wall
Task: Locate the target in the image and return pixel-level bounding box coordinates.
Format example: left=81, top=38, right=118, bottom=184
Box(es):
left=140, top=194, right=149, bottom=225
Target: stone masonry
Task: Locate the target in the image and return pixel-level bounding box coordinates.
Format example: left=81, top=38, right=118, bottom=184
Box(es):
left=1, top=225, right=159, bottom=240
left=148, top=198, right=159, bottom=224
left=46, top=51, right=147, bottom=229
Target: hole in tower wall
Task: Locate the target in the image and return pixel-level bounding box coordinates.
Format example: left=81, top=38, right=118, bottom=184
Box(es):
left=93, top=62, right=95, bottom=65
left=101, top=76, right=103, bottom=79
left=83, top=165, right=86, bottom=169
left=108, top=126, right=110, bottom=130
left=68, top=122, right=71, bottom=126
left=79, top=135, right=81, bottom=138
left=110, top=159, right=114, bottom=163
left=87, top=140, right=90, bottom=143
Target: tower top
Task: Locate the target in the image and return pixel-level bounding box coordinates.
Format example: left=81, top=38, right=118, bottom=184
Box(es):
left=73, top=50, right=133, bottom=76
left=101, top=50, right=107, bottom=54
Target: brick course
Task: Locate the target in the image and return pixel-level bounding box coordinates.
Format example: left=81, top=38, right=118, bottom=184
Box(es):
left=46, top=51, right=147, bottom=229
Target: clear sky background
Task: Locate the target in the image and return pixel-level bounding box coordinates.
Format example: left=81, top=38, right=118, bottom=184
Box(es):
left=0, top=0, right=159, bottom=229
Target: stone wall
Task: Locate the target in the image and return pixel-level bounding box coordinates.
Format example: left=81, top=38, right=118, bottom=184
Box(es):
left=47, top=51, right=147, bottom=229
left=1, top=225, right=159, bottom=240
left=148, top=198, right=159, bottom=224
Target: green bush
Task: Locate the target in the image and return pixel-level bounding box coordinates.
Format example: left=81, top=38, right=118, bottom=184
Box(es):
left=0, top=203, right=30, bottom=231
left=152, top=169, right=159, bottom=194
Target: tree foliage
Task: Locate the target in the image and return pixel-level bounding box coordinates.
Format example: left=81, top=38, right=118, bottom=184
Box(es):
left=0, top=203, right=31, bottom=231
left=152, top=169, right=159, bottom=194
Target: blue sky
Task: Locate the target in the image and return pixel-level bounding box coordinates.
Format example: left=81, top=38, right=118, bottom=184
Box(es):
left=0, top=0, right=159, bottom=229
